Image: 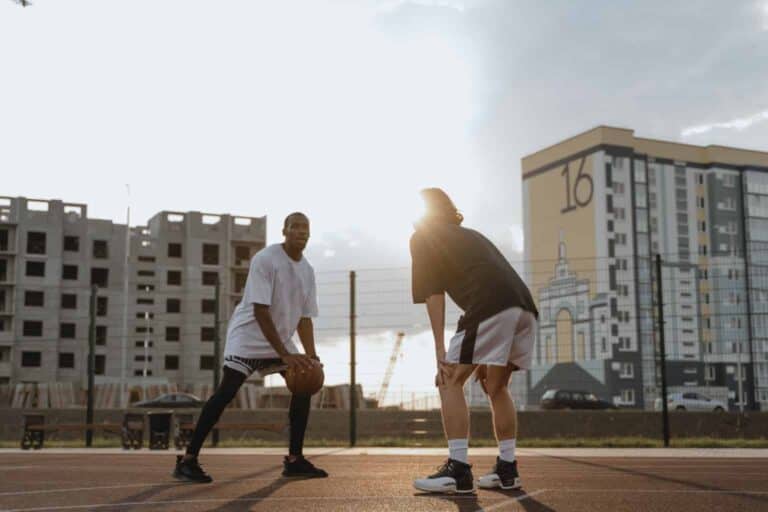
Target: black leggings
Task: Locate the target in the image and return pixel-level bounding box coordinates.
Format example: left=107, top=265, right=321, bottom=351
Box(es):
left=186, top=366, right=312, bottom=457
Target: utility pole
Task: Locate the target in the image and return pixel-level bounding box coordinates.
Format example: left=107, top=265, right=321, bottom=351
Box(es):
left=120, top=185, right=131, bottom=409
left=86, top=285, right=97, bottom=447
left=655, top=254, right=670, bottom=447
left=349, top=270, right=357, bottom=447
left=213, top=276, right=221, bottom=447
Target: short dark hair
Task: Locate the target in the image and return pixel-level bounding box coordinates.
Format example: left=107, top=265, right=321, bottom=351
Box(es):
left=283, top=212, right=308, bottom=230
left=420, top=188, right=463, bottom=225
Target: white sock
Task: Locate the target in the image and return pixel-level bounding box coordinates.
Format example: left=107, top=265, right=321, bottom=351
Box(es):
left=499, top=438, right=516, bottom=463
left=448, top=438, right=469, bottom=464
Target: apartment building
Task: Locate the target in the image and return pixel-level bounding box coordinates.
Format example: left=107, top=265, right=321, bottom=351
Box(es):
left=522, top=126, right=768, bottom=410
left=0, top=196, right=266, bottom=388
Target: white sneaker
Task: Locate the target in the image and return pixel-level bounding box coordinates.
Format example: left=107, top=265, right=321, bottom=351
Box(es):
left=413, top=459, right=475, bottom=494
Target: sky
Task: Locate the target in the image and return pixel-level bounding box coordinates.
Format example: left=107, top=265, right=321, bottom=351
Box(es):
left=2, top=0, right=768, bottom=402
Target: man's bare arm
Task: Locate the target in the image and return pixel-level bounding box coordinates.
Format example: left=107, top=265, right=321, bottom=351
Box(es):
left=425, top=293, right=446, bottom=359
left=253, top=304, right=313, bottom=370
left=425, top=293, right=453, bottom=386
left=296, top=317, right=318, bottom=360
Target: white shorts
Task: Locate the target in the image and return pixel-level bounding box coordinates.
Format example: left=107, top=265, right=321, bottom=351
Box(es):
left=446, top=307, right=537, bottom=369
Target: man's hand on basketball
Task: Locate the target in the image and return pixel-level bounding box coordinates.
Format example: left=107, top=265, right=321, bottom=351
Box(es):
left=281, top=353, right=317, bottom=371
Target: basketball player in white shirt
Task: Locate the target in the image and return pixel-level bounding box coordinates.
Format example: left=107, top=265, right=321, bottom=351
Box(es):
left=173, top=212, right=328, bottom=482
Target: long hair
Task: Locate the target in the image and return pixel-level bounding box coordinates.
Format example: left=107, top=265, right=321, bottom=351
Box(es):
left=419, top=188, right=464, bottom=226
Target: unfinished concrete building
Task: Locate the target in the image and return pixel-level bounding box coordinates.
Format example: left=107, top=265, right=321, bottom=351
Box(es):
left=0, top=196, right=266, bottom=388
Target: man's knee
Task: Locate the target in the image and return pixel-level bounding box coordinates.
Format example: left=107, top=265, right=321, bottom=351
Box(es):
left=442, top=364, right=474, bottom=388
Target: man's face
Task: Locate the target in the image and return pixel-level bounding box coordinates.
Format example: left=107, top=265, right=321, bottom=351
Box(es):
left=283, top=214, right=310, bottom=251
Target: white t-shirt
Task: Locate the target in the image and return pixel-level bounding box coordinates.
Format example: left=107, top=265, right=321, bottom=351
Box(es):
left=224, top=244, right=318, bottom=359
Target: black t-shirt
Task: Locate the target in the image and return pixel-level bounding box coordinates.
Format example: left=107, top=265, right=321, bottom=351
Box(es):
left=410, top=223, right=538, bottom=332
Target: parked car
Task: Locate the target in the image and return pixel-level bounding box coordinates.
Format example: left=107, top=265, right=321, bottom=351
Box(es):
left=133, top=392, right=205, bottom=408
left=540, top=389, right=617, bottom=410
left=654, top=392, right=726, bottom=412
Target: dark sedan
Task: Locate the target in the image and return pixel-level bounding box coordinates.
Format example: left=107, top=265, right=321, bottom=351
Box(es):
left=540, top=389, right=617, bottom=410
left=133, top=392, right=205, bottom=408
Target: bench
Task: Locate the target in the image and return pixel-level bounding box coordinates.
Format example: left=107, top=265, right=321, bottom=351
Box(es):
left=21, top=414, right=144, bottom=450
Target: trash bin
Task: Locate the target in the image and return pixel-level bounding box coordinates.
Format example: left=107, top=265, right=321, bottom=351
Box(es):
left=121, top=413, right=144, bottom=450
left=147, top=412, right=172, bottom=450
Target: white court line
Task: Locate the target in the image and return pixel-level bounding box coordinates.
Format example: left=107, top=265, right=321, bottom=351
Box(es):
left=556, top=488, right=768, bottom=495
left=478, top=489, right=549, bottom=511
left=1, top=494, right=520, bottom=512
left=0, top=476, right=438, bottom=497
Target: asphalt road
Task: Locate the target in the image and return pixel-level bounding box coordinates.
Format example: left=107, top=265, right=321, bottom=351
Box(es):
left=1, top=449, right=766, bottom=511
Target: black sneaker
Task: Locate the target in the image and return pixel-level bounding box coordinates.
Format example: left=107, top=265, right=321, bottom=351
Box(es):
left=413, top=459, right=474, bottom=494
left=477, top=457, right=521, bottom=490
left=282, top=456, right=329, bottom=478
left=172, top=455, right=213, bottom=483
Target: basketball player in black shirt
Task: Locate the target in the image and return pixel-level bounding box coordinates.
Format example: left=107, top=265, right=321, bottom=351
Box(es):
left=410, top=188, right=539, bottom=494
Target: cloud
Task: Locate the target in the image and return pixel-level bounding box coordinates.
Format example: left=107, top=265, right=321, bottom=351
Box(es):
left=763, top=2, right=768, bottom=30
left=681, top=109, right=768, bottom=137
left=376, top=0, right=468, bottom=14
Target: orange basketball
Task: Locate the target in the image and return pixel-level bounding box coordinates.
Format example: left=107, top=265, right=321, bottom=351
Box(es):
left=285, top=364, right=325, bottom=395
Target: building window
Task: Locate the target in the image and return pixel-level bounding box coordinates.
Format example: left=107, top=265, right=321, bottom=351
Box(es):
left=601, top=337, right=607, bottom=353
left=166, top=298, right=181, bottom=313
left=95, top=355, right=106, bottom=375
left=137, top=270, right=155, bottom=277
left=619, top=337, right=631, bottom=351
left=22, top=351, right=42, bottom=367
left=58, top=352, right=75, bottom=369
left=167, top=271, right=182, bottom=286
left=137, top=298, right=154, bottom=305
left=621, top=389, right=635, bottom=404
left=165, top=355, right=179, bottom=370
left=620, top=363, right=634, bottom=378
left=138, top=256, right=156, bottom=263
left=723, top=174, right=736, bottom=187
left=62, top=264, right=78, bottom=280
left=96, top=297, right=108, bottom=316
left=235, top=246, right=251, bottom=264
left=23, top=321, right=43, bottom=337
left=168, top=243, right=182, bottom=258
left=201, top=326, right=216, bottom=342
left=26, top=261, right=45, bottom=277
left=200, top=355, right=214, bottom=370
left=234, top=272, right=248, bottom=293
left=0, top=229, right=8, bottom=251
left=91, top=268, right=109, bottom=288
left=137, top=284, right=155, bottom=292
left=614, top=208, right=626, bottom=220
left=63, top=236, right=79, bottom=252
left=202, top=271, right=218, bottom=286
left=24, top=290, right=44, bottom=307
left=697, top=174, right=704, bottom=185
left=92, top=240, right=109, bottom=259
left=699, top=221, right=706, bottom=233
left=96, top=325, right=107, bottom=346
left=61, top=293, right=77, bottom=309
left=166, top=326, right=180, bottom=342
left=201, top=299, right=216, bottom=314
left=60, top=323, right=76, bottom=339
left=26, top=232, right=46, bottom=254
left=203, top=244, right=220, bottom=265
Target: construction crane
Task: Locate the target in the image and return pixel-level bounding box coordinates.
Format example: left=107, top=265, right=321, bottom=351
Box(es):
left=377, top=331, right=405, bottom=406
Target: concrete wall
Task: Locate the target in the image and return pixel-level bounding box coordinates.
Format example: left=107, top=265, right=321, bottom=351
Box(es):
left=2, top=408, right=766, bottom=443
